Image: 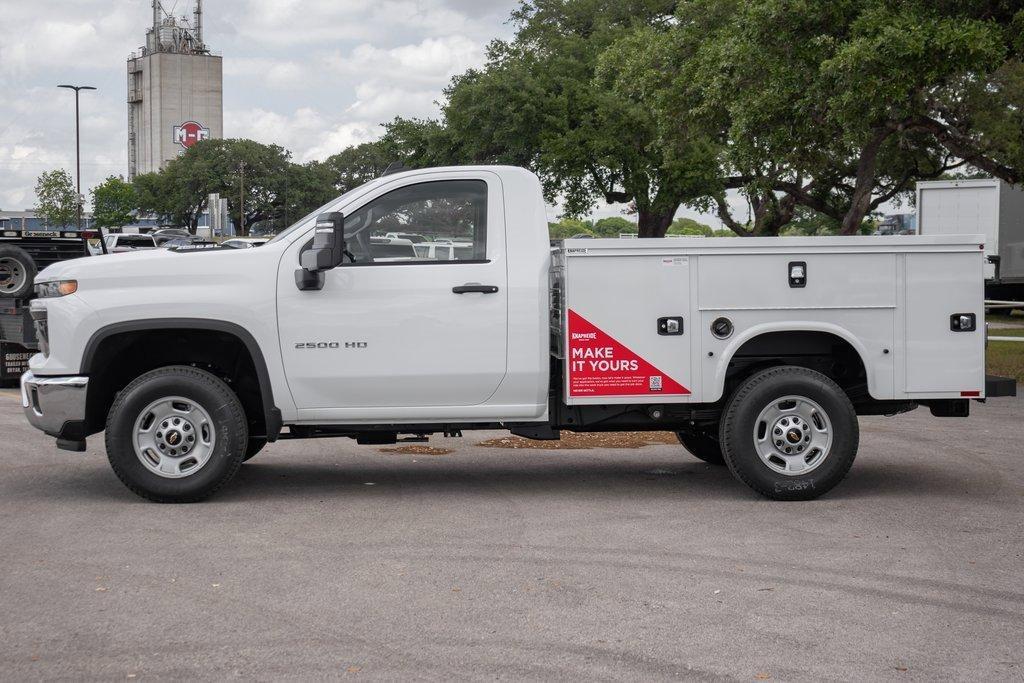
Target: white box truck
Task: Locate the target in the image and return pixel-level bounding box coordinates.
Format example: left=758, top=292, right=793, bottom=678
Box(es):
left=917, top=178, right=1024, bottom=301
left=19, top=166, right=1016, bottom=503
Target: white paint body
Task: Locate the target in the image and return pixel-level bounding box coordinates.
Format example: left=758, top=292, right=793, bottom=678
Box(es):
left=917, top=178, right=1024, bottom=282
left=557, top=237, right=985, bottom=405
left=29, top=166, right=988, bottom=427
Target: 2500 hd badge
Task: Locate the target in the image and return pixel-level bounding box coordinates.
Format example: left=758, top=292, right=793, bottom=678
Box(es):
left=294, top=341, right=367, bottom=349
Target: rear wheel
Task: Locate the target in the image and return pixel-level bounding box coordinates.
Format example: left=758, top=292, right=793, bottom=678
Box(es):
left=105, top=366, right=248, bottom=503
left=0, top=245, right=36, bottom=299
left=719, top=366, right=858, bottom=501
left=675, top=431, right=725, bottom=465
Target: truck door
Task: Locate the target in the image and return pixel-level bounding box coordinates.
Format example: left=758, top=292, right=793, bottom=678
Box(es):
left=276, top=174, right=509, bottom=417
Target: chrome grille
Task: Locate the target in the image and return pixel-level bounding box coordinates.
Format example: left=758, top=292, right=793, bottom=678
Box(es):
left=30, top=308, right=48, bottom=356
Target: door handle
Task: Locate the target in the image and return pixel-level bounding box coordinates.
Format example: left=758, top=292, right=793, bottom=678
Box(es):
left=452, top=284, right=499, bottom=294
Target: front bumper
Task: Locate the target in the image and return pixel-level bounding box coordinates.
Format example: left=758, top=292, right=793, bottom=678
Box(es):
left=21, top=371, right=89, bottom=441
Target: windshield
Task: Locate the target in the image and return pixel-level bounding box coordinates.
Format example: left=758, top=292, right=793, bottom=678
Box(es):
left=266, top=178, right=384, bottom=245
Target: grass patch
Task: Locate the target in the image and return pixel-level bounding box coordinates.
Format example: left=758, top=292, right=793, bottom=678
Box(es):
left=986, top=311, right=1024, bottom=325
left=987, top=341, right=1024, bottom=383
left=989, top=327, right=1024, bottom=337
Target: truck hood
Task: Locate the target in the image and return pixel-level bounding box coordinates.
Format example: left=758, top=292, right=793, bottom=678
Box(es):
left=35, top=246, right=271, bottom=283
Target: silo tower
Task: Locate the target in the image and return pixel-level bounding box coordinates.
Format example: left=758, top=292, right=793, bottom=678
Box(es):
left=127, top=0, right=223, bottom=178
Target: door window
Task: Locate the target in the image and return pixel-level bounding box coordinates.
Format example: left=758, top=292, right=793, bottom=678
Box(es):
left=343, top=180, right=487, bottom=264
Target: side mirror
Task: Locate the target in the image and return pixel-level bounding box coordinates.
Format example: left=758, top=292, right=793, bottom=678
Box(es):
left=296, top=212, right=345, bottom=291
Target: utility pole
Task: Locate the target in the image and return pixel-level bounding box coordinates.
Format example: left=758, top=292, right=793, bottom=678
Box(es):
left=238, top=161, right=246, bottom=236
left=57, top=84, right=106, bottom=253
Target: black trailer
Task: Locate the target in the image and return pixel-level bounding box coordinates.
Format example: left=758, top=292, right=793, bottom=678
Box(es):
left=0, top=229, right=95, bottom=386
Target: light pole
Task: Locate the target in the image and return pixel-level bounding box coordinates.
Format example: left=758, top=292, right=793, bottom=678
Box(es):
left=57, top=84, right=96, bottom=232
left=238, top=161, right=246, bottom=236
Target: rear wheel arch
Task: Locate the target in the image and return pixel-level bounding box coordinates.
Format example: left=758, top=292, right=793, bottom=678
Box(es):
left=711, top=325, right=873, bottom=402
left=80, top=319, right=280, bottom=441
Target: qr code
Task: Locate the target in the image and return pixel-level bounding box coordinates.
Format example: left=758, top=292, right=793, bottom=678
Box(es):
left=649, top=375, right=662, bottom=391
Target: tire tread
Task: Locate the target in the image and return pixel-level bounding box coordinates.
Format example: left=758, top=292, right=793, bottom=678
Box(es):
left=104, top=365, right=247, bottom=503
left=719, top=365, right=858, bottom=501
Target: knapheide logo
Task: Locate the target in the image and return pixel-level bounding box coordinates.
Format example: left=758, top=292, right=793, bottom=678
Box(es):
left=173, top=121, right=210, bottom=149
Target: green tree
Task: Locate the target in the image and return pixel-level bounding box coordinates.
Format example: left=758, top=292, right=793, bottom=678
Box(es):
left=548, top=217, right=594, bottom=239
left=90, top=176, right=136, bottom=229
left=275, top=161, right=338, bottom=230
left=605, top=0, right=1024, bottom=235
left=323, top=139, right=400, bottom=193
left=592, top=216, right=637, bottom=236
left=34, top=169, right=77, bottom=228
left=666, top=218, right=713, bottom=236
left=391, top=0, right=727, bottom=237
left=136, top=139, right=298, bottom=235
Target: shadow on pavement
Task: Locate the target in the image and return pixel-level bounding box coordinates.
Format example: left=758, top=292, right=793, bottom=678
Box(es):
left=9, top=449, right=988, bottom=504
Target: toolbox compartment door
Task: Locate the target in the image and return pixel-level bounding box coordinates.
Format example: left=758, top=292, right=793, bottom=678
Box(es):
left=562, top=253, right=693, bottom=404
left=904, top=252, right=985, bottom=394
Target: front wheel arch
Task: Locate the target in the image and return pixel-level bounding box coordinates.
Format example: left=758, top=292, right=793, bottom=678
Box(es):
left=81, top=320, right=280, bottom=441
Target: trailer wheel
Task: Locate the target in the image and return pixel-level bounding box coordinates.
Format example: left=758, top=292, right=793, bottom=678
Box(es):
left=105, top=366, right=248, bottom=503
left=0, top=245, right=37, bottom=299
left=675, top=431, right=725, bottom=465
left=719, top=366, right=858, bottom=501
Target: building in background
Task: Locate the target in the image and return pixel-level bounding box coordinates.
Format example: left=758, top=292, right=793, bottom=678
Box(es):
left=127, top=0, right=222, bottom=179
left=0, top=210, right=97, bottom=232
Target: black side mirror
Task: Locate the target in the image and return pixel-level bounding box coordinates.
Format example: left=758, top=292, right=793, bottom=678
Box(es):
left=296, top=212, right=345, bottom=291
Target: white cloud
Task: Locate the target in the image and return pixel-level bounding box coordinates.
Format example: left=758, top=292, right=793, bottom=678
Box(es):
left=0, top=0, right=743, bottom=227
left=328, top=35, right=484, bottom=84
left=224, top=59, right=307, bottom=89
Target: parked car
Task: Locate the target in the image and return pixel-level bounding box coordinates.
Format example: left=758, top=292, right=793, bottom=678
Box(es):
left=383, top=232, right=428, bottom=243
left=412, top=242, right=476, bottom=260
left=20, top=166, right=1016, bottom=504
left=368, top=237, right=417, bottom=261
left=161, top=238, right=218, bottom=250
left=152, top=229, right=211, bottom=247
left=221, top=237, right=270, bottom=249
left=103, top=234, right=158, bottom=253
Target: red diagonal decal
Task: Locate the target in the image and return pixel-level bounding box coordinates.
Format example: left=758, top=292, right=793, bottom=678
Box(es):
left=567, top=309, right=690, bottom=397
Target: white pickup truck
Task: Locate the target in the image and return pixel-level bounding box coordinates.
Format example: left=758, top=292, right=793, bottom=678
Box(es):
left=20, top=166, right=1016, bottom=502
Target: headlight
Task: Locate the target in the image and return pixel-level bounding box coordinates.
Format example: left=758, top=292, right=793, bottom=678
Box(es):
left=34, top=280, right=77, bottom=298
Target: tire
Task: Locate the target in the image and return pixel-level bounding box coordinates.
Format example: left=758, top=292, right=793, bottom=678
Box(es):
left=0, top=245, right=37, bottom=299
left=675, top=431, right=725, bottom=465
left=719, top=366, right=859, bottom=501
left=242, top=437, right=267, bottom=462
left=105, top=365, right=248, bottom=503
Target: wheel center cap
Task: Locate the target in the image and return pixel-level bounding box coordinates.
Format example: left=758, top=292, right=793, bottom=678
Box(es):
left=166, top=430, right=182, bottom=446
left=786, top=429, right=802, bottom=444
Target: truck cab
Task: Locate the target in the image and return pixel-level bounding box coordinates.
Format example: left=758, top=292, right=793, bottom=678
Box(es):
left=19, top=166, right=1016, bottom=503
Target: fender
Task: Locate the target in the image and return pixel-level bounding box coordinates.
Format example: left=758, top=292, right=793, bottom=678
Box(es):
left=709, top=321, right=878, bottom=403
left=80, top=318, right=282, bottom=441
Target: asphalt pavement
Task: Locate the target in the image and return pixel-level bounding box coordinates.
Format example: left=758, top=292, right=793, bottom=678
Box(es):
left=0, top=388, right=1021, bottom=680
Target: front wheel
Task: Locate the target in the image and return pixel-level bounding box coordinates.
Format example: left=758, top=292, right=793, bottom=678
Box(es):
left=105, top=366, right=248, bottom=503
left=719, top=366, right=859, bottom=501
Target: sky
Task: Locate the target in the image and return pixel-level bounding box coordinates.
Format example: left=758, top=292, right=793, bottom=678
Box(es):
left=0, top=0, right=747, bottom=226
